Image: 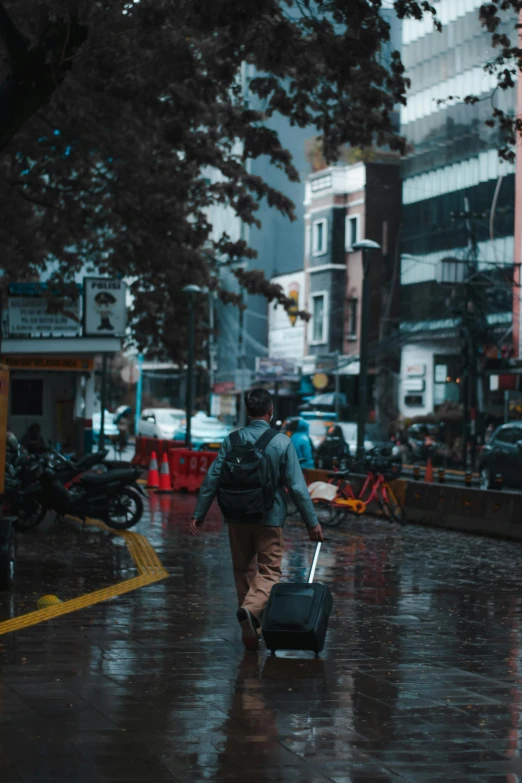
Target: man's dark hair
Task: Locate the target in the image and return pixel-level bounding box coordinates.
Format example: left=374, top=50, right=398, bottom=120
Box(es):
left=244, top=388, right=273, bottom=418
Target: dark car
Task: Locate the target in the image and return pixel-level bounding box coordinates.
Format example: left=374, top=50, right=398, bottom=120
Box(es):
left=479, top=422, right=522, bottom=489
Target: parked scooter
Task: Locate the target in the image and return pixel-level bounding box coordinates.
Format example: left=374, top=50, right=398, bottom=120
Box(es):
left=7, top=448, right=145, bottom=532
left=32, top=467, right=145, bottom=530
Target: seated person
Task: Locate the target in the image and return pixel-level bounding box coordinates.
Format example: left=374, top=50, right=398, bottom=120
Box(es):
left=21, top=423, right=46, bottom=454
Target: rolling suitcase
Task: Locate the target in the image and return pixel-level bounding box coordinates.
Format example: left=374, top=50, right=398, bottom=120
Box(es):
left=262, top=542, right=333, bottom=655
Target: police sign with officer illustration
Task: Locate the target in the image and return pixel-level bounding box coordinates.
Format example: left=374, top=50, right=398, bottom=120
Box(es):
left=84, top=278, right=127, bottom=337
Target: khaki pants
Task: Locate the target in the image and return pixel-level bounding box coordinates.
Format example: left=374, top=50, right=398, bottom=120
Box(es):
left=227, top=523, right=284, bottom=623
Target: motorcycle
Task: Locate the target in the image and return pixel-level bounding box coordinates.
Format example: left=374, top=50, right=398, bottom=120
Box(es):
left=44, top=447, right=126, bottom=486
left=8, top=450, right=145, bottom=532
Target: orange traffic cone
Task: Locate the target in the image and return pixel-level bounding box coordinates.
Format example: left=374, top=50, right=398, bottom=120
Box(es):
left=155, top=452, right=173, bottom=494
left=146, top=451, right=160, bottom=489
left=425, top=457, right=434, bottom=483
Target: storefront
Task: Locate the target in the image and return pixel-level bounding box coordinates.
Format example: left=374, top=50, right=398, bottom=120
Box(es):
left=2, top=340, right=121, bottom=453
left=2, top=279, right=126, bottom=454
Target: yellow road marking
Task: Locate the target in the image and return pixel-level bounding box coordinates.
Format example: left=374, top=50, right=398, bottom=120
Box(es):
left=0, top=518, right=168, bottom=637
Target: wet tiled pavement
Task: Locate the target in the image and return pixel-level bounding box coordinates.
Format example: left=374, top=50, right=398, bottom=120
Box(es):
left=2, top=495, right=522, bottom=781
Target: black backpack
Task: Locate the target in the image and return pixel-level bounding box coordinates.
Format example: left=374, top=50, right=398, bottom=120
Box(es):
left=217, top=428, right=279, bottom=522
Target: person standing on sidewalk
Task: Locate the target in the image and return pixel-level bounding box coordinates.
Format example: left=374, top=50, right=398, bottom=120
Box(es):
left=190, top=388, right=323, bottom=651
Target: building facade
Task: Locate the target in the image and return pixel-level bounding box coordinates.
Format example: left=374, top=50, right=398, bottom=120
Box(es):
left=399, top=0, right=516, bottom=420
left=303, top=162, right=401, bottom=420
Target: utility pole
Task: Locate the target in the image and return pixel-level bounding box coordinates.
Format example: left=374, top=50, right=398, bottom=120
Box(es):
left=134, top=353, right=144, bottom=435
left=182, top=285, right=203, bottom=448
left=208, top=290, right=216, bottom=393
left=334, top=351, right=341, bottom=420
left=451, top=198, right=482, bottom=469
left=99, top=354, right=107, bottom=453
left=352, top=240, right=381, bottom=464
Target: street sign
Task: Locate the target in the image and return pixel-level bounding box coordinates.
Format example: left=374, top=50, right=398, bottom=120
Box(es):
left=3, top=356, right=93, bottom=371
left=406, top=364, right=425, bottom=377
left=256, top=357, right=298, bottom=381
left=315, top=354, right=337, bottom=372
left=312, top=372, right=329, bottom=390
left=84, top=278, right=127, bottom=337
left=8, top=296, right=81, bottom=337
left=403, top=378, right=425, bottom=392
left=287, top=282, right=299, bottom=327
left=213, top=381, right=235, bottom=394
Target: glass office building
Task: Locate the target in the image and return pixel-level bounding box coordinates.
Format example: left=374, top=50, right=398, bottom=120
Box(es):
left=399, top=0, right=516, bottom=418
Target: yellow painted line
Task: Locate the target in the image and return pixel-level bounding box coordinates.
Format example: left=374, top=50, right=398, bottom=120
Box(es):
left=0, top=519, right=169, bottom=637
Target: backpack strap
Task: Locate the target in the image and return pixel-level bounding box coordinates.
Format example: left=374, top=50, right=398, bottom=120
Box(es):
left=229, top=430, right=242, bottom=448
left=254, top=428, right=278, bottom=452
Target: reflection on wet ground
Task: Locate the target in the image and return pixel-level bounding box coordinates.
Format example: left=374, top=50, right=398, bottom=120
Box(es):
left=2, top=493, right=522, bottom=781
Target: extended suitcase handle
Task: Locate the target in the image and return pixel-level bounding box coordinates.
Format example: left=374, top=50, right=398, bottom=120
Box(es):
left=308, top=542, right=321, bottom=584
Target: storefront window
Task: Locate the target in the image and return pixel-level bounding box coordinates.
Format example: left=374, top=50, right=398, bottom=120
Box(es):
left=433, top=356, right=462, bottom=406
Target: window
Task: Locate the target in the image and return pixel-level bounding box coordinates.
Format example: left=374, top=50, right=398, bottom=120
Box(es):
left=312, top=219, right=327, bottom=256
left=347, top=298, right=358, bottom=339
left=311, top=293, right=326, bottom=343
left=495, top=427, right=521, bottom=445
left=345, top=215, right=360, bottom=251
left=11, top=379, right=43, bottom=416
left=433, top=356, right=462, bottom=406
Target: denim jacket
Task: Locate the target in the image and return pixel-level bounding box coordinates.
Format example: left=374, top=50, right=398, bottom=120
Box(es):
left=193, top=419, right=319, bottom=528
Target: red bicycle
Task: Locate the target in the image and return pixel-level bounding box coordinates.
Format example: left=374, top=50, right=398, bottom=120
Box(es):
left=312, top=467, right=406, bottom=528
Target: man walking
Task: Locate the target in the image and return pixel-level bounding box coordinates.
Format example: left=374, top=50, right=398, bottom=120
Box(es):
left=190, top=388, right=323, bottom=650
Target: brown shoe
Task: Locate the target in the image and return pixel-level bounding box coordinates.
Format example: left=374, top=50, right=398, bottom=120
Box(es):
left=237, top=608, right=259, bottom=651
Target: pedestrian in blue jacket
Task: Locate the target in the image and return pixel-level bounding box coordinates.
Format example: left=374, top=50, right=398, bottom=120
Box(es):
left=291, top=418, right=315, bottom=469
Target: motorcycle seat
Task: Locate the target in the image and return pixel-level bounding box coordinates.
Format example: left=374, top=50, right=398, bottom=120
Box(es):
left=80, top=468, right=139, bottom=485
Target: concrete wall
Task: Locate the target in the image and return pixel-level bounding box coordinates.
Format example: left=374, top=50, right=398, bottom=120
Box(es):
left=303, top=467, right=522, bottom=543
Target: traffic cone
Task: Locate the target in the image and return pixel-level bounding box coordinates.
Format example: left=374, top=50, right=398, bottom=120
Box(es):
left=146, top=451, right=160, bottom=489
left=425, top=457, right=434, bottom=483
left=155, top=452, right=173, bottom=494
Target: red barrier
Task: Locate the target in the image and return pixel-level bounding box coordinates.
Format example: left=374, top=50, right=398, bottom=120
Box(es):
left=133, top=436, right=186, bottom=466
left=187, top=451, right=218, bottom=492
left=168, top=448, right=218, bottom=492
left=170, top=448, right=190, bottom=490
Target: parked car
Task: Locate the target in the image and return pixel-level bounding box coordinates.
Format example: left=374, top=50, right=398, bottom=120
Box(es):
left=92, top=410, right=119, bottom=444
left=298, top=392, right=347, bottom=413
left=137, top=408, right=186, bottom=440
left=175, top=412, right=233, bottom=450
left=479, top=422, right=522, bottom=489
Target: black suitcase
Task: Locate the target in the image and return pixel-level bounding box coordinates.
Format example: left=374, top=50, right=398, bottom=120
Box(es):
left=262, top=542, right=333, bottom=655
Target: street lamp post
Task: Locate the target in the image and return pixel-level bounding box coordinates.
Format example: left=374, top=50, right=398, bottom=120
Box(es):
left=182, top=285, right=202, bottom=449
left=352, top=239, right=381, bottom=464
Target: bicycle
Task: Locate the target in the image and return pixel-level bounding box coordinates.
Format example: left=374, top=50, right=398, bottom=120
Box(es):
left=311, top=465, right=406, bottom=528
